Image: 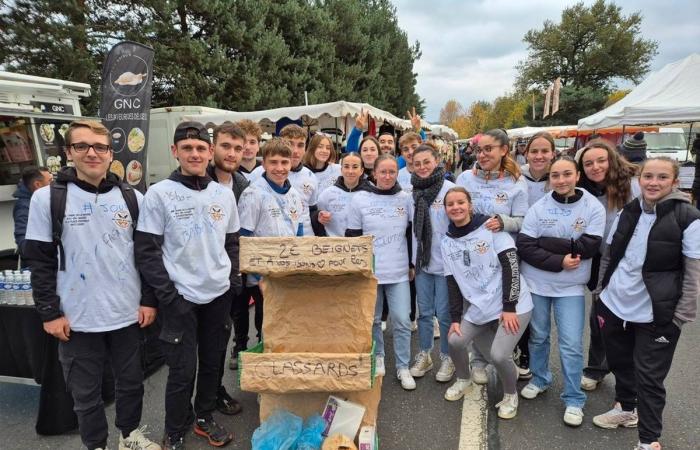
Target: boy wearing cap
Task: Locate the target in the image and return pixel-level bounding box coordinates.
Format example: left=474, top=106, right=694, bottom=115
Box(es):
left=135, top=121, right=241, bottom=449
left=23, top=120, right=160, bottom=450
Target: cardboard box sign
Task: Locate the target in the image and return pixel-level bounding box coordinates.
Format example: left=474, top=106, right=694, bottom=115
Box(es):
left=239, top=344, right=375, bottom=394
left=260, top=274, right=377, bottom=353
left=259, top=377, right=383, bottom=429
left=240, top=236, right=374, bottom=277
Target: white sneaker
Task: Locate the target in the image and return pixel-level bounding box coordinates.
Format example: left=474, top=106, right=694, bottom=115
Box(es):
left=471, top=366, right=488, bottom=385
left=593, top=402, right=638, bottom=429
left=444, top=378, right=471, bottom=401
left=563, top=406, right=584, bottom=427
left=411, top=320, right=418, bottom=332
left=119, top=426, right=161, bottom=450
left=435, top=354, right=455, bottom=382
left=433, top=317, right=440, bottom=339
left=496, top=393, right=519, bottom=419
left=381, top=321, right=387, bottom=332
left=520, top=383, right=547, bottom=400
left=634, top=442, right=662, bottom=450
left=375, top=356, right=386, bottom=377
left=397, top=368, right=416, bottom=390
left=409, top=351, right=433, bottom=377
left=581, top=375, right=600, bottom=391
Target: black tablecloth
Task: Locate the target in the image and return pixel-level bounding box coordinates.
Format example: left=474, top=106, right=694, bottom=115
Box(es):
left=0, top=306, right=164, bottom=435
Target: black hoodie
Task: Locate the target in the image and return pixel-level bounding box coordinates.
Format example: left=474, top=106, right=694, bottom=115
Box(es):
left=23, top=167, right=156, bottom=324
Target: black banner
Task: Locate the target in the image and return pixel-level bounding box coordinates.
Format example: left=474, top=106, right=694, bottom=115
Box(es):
left=99, top=41, right=154, bottom=192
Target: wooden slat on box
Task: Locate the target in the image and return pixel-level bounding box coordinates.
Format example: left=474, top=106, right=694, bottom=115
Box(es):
left=240, top=236, right=373, bottom=276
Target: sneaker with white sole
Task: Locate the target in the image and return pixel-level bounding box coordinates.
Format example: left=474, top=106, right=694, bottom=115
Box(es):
left=593, top=402, right=638, bottom=429
left=375, top=356, right=386, bottom=377
left=563, top=406, right=584, bottom=427
left=634, top=442, right=662, bottom=450
left=471, top=366, right=488, bottom=385
left=435, top=354, right=455, bottom=382
left=581, top=375, right=601, bottom=391
left=520, top=383, right=547, bottom=399
left=381, top=321, right=387, bottom=332
left=433, top=317, right=440, bottom=339
left=517, top=365, right=533, bottom=380
left=119, top=426, right=161, bottom=450
left=397, top=368, right=416, bottom=390
left=496, top=393, right=519, bottom=419
left=409, top=351, right=433, bottom=377
left=444, top=378, right=471, bottom=401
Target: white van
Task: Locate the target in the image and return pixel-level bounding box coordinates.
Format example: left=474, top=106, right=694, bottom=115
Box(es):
left=644, top=127, right=689, bottom=161
left=0, top=72, right=92, bottom=253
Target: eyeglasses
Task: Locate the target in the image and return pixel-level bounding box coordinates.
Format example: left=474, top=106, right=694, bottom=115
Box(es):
left=70, top=143, right=111, bottom=154
left=376, top=170, right=398, bottom=176
left=473, top=145, right=502, bottom=154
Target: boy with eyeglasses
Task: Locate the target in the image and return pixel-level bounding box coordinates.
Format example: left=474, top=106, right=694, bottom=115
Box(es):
left=23, top=120, right=160, bottom=450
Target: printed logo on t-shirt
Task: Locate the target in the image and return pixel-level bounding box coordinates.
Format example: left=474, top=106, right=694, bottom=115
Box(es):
left=494, top=192, right=508, bottom=205
left=171, top=206, right=195, bottom=221
left=267, top=205, right=282, bottom=218
left=112, top=210, right=132, bottom=229
left=474, top=240, right=489, bottom=254
left=572, top=217, right=586, bottom=233
left=208, top=204, right=225, bottom=222
left=302, top=183, right=313, bottom=195
left=431, top=198, right=444, bottom=210
left=395, top=206, right=407, bottom=217
left=289, top=207, right=299, bottom=221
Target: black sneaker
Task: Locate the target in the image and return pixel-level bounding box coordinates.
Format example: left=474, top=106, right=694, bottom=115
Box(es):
left=228, top=355, right=238, bottom=370
left=194, top=417, right=234, bottom=447
left=163, top=433, right=186, bottom=450
left=216, top=390, right=242, bottom=415
left=517, top=358, right=532, bottom=380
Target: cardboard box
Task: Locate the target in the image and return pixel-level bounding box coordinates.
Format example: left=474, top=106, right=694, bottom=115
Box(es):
left=240, top=236, right=374, bottom=277
left=239, top=343, right=375, bottom=393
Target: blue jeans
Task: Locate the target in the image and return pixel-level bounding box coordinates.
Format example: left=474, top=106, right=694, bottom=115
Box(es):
left=528, top=293, right=587, bottom=408
left=374, top=281, right=412, bottom=370
left=415, top=270, right=450, bottom=355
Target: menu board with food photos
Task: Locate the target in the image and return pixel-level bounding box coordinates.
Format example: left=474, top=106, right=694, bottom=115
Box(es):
left=99, top=40, right=154, bottom=193
left=33, top=119, right=72, bottom=175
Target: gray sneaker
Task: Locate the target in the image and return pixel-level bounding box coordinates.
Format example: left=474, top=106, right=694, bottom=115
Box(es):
left=435, top=354, right=455, bottom=382
left=593, top=403, right=638, bottom=429
left=409, top=351, right=433, bottom=377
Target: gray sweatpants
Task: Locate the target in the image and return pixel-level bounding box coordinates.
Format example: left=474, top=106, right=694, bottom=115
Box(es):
left=448, top=311, right=532, bottom=394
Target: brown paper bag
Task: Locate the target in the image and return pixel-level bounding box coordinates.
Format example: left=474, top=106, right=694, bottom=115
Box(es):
left=261, top=274, right=377, bottom=353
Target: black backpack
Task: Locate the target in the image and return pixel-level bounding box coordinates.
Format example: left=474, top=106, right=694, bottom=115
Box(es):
left=50, top=180, right=139, bottom=271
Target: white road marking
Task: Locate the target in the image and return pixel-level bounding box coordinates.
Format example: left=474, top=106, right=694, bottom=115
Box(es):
left=458, top=383, right=489, bottom=450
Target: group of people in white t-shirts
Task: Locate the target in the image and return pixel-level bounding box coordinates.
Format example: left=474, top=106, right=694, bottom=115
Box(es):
left=24, top=116, right=698, bottom=450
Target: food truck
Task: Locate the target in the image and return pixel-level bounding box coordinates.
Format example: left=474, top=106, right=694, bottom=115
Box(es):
left=0, top=71, right=92, bottom=254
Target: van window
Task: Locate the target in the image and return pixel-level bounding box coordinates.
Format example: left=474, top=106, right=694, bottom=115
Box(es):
left=645, top=132, right=687, bottom=151
left=0, top=118, right=39, bottom=186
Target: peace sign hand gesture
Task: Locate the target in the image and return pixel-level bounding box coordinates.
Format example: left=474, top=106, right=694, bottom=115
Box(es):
left=407, top=106, right=422, bottom=131
left=354, top=108, right=369, bottom=131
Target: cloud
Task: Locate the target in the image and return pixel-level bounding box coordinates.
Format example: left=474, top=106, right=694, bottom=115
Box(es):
left=394, top=0, right=700, bottom=121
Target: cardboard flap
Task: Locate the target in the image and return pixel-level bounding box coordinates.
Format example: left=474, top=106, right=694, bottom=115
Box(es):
left=240, top=236, right=374, bottom=277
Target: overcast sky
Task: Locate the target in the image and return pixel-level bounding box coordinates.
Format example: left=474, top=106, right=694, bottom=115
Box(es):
left=393, top=0, right=700, bottom=122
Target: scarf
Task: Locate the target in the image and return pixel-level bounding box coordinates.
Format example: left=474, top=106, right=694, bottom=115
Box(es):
left=411, top=166, right=445, bottom=269
left=365, top=181, right=402, bottom=196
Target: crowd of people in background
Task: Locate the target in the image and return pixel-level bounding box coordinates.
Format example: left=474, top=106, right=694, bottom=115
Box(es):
left=13, top=115, right=699, bottom=450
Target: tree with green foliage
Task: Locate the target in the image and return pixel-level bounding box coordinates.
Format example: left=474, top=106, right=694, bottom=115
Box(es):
left=516, top=0, right=657, bottom=91
left=0, top=0, right=423, bottom=117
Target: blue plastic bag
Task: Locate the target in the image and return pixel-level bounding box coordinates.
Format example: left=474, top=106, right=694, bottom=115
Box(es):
left=295, top=414, right=326, bottom=450
left=252, top=410, right=303, bottom=450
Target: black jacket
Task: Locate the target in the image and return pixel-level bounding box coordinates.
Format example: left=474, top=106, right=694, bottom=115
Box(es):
left=23, top=167, right=156, bottom=323
left=601, top=193, right=700, bottom=325
left=134, top=169, right=241, bottom=316
left=206, top=164, right=249, bottom=202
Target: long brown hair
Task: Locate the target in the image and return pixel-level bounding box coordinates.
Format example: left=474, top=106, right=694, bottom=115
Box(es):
left=303, top=134, right=337, bottom=167
left=577, top=139, right=638, bottom=210
left=479, top=129, right=521, bottom=180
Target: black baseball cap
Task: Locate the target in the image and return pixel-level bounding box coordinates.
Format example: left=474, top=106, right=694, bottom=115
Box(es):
left=174, top=121, right=211, bottom=144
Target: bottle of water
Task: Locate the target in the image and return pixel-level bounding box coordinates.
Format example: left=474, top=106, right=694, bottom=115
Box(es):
left=6, top=273, right=17, bottom=305
left=22, top=271, right=32, bottom=306
left=23, top=270, right=34, bottom=305
left=0, top=273, right=6, bottom=305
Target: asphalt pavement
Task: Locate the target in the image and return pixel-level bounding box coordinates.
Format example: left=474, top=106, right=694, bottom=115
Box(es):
left=1, top=298, right=698, bottom=449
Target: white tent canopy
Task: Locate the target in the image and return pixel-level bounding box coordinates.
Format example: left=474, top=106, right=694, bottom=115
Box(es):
left=428, top=124, right=459, bottom=140
left=191, top=100, right=411, bottom=131
left=578, top=53, right=700, bottom=130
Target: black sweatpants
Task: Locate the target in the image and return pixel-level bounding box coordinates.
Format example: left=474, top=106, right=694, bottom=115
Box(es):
left=596, top=301, right=681, bottom=444
left=230, top=281, right=263, bottom=354
left=161, top=292, right=232, bottom=437
left=583, top=296, right=610, bottom=380
left=58, top=323, right=144, bottom=450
